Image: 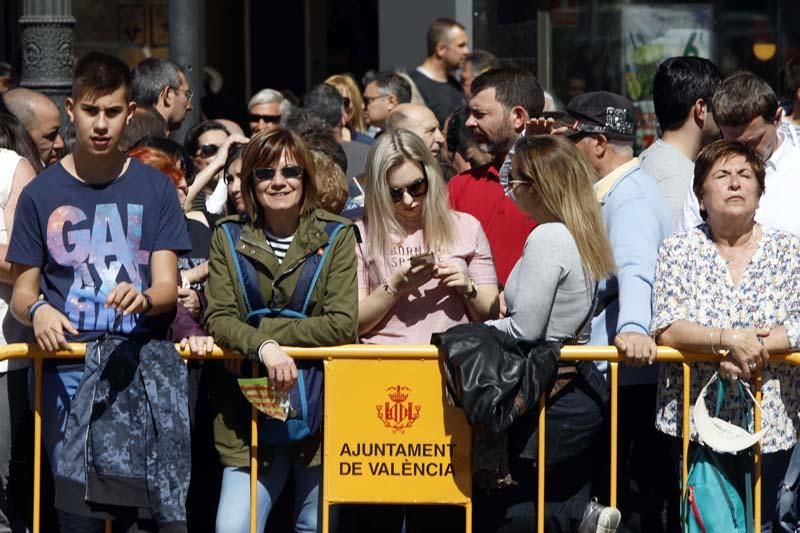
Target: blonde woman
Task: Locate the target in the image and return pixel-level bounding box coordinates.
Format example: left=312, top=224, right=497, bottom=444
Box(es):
left=478, top=134, right=619, bottom=532
left=356, top=129, right=498, bottom=347
left=325, top=74, right=370, bottom=143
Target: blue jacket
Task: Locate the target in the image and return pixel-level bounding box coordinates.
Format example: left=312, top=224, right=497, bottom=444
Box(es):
left=55, top=336, right=190, bottom=531
left=589, top=161, right=672, bottom=385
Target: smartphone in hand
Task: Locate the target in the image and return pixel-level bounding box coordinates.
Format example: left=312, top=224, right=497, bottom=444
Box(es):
left=409, top=252, right=435, bottom=267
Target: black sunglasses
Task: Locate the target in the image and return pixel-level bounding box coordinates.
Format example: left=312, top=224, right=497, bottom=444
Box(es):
left=389, top=177, right=429, bottom=203
left=253, top=165, right=304, bottom=181
left=342, top=96, right=352, bottom=110
left=197, top=144, right=220, bottom=159
left=250, top=113, right=281, bottom=124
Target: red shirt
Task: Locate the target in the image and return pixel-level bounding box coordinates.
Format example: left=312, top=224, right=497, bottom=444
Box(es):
left=448, top=162, right=536, bottom=287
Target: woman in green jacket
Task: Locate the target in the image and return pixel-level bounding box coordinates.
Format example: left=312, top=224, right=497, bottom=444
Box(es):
left=205, top=127, right=358, bottom=532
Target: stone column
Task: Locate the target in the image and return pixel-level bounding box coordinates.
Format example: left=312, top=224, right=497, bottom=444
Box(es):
left=169, top=0, right=202, bottom=141
left=18, top=0, right=75, bottom=127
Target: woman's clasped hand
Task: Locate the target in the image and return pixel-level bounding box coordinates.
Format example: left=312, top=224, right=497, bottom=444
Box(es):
left=718, top=327, right=771, bottom=380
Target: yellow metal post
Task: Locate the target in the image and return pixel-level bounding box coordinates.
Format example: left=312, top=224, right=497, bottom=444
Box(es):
left=754, top=368, right=762, bottom=532
left=537, top=395, right=546, bottom=533
left=681, top=363, right=690, bottom=501
left=609, top=362, right=618, bottom=507
left=250, top=361, right=259, bottom=533
left=33, top=356, right=42, bottom=533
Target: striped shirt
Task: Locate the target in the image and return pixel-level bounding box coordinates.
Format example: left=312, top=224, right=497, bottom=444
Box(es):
left=265, top=230, right=294, bottom=263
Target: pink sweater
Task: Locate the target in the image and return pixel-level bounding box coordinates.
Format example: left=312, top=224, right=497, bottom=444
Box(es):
left=356, top=211, right=496, bottom=345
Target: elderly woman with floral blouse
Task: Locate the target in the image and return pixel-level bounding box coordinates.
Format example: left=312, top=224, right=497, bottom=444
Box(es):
left=651, top=139, right=800, bottom=529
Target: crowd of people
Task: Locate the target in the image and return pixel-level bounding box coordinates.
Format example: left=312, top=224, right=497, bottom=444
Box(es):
left=1, top=15, right=800, bottom=533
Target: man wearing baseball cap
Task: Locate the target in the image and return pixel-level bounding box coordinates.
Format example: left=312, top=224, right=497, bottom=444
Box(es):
left=566, top=91, right=673, bottom=532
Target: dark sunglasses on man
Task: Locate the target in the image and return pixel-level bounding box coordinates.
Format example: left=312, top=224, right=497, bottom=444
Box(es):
left=389, top=176, right=428, bottom=203
left=253, top=165, right=304, bottom=181
left=250, top=113, right=281, bottom=125
left=197, top=144, right=220, bottom=159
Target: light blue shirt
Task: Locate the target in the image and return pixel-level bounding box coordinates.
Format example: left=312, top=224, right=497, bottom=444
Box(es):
left=590, top=159, right=672, bottom=385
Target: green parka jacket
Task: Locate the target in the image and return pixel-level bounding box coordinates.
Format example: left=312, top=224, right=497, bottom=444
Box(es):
left=204, top=208, right=358, bottom=468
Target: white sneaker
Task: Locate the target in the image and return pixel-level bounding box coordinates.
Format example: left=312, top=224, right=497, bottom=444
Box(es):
left=577, top=497, right=622, bottom=533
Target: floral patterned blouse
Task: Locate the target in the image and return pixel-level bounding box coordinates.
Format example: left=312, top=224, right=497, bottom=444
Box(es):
left=651, top=224, right=800, bottom=453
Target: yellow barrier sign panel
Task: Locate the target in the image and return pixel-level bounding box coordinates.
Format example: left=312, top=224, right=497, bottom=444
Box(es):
left=323, top=358, right=471, bottom=504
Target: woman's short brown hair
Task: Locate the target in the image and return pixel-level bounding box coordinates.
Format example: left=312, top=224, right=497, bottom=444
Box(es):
left=693, top=139, right=766, bottom=220
left=239, top=127, right=319, bottom=222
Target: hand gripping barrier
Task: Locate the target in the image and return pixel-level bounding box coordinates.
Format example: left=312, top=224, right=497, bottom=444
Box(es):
left=0, top=343, right=791, bottom=533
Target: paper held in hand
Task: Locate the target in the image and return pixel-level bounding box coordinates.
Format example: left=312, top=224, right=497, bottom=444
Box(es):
left=237, top=377, right=291, bottom=421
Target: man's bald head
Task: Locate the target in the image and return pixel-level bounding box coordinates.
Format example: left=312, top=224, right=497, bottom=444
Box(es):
left=386, top=103, right=445, bottom=156
left=3, top=88, right=64, bottom=165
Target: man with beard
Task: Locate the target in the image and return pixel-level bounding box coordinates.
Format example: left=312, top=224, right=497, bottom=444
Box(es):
left=448, top=66, right=543, bottom=289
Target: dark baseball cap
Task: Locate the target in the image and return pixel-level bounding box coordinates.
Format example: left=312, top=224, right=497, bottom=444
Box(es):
left=564, top=91, right=636, bottom=141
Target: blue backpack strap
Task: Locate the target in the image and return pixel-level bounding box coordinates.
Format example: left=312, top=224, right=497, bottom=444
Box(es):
left=221, top=222, right=267, bottom=315
left=284, top=221, right=346, bottom=315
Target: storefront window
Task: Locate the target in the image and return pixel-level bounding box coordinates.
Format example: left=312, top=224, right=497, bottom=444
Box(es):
left=472, top=0, right=800, bottom=148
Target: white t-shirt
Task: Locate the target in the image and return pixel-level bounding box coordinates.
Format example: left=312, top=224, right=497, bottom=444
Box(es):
left=675, top=134, right=800, bottom=237
left=0, top=149, right=30, bottom=372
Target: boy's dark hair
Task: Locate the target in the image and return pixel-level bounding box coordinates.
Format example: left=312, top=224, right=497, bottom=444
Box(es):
left=653, top=56, right=720, bottom=131
left=712, top=72, right=779, bottom=128
left=72, top=51, right=132, bottom=101
left=303, top=84, right=344, bottom=130
left=784, top=56, right=800, bottom=101
left=370, top=72, right=412, bottom=105
left=183, top=120, right=229, bottom=157
left=470, top=65, right=544, bottom=118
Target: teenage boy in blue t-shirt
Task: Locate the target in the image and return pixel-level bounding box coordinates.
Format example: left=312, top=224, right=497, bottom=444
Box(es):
left=8, top=52, right=191, bottom=530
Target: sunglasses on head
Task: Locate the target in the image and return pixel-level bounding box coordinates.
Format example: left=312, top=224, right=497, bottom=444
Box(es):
left=253, top=165, right=304, bottom=181
left=250, top=113, right=281, bottom=124
left=197, top=144, right=220, bottom=159
left=389, top=176, right=429, bottom=203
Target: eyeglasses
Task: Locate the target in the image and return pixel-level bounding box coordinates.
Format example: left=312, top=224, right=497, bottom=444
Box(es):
left=197, top=144, right=220, bottom=159
left=389, top=177, right=429, bottom=203
left=249, top=113, right=281, bottom=124
left=171, top=86, right=193, bottom=101
left=253, top=165, right=304, bottom=181
left=363, top=94, right=389, bottom=106
left=502, top=180, right=533, bottom=193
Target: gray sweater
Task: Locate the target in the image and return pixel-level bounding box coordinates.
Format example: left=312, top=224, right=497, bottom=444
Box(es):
left=486, top=223, right=594, bottom=342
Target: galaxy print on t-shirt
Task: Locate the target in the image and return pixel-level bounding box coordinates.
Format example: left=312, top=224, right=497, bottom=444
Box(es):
left=47, top=203, right=149, bottom=333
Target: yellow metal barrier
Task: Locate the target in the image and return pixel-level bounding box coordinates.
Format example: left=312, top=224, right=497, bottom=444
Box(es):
left=1, top=343, right=791, bottom=533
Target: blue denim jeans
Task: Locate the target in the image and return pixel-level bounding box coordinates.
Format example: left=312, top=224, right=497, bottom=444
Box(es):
left=216, top=451, right=321, bottom=533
